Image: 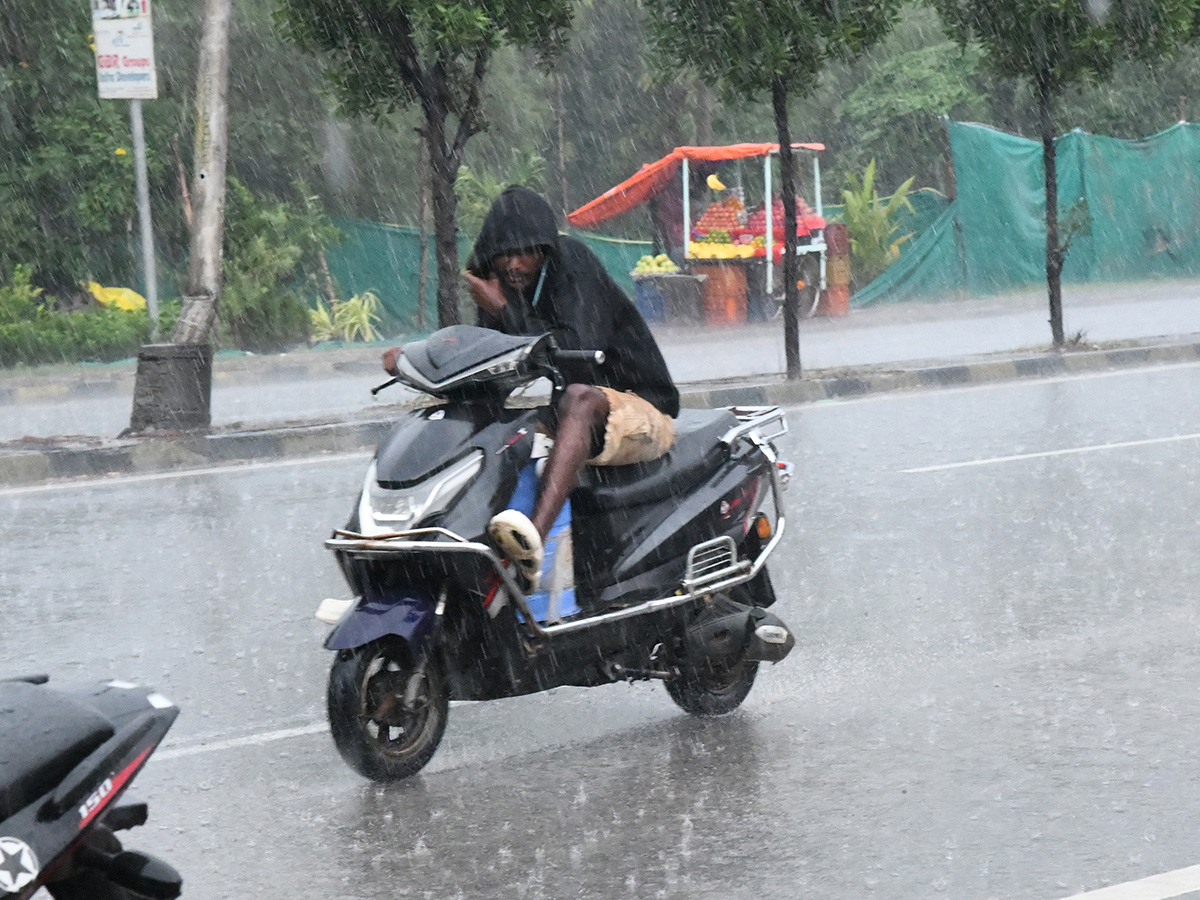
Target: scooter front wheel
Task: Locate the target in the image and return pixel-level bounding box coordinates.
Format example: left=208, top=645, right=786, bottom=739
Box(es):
left=665, top=656, right=759, bottom=717
left=328, top=638, right=449, bottom=781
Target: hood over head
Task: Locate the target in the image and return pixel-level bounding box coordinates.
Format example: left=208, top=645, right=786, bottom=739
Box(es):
left=467, top=185, right=560, bottom=274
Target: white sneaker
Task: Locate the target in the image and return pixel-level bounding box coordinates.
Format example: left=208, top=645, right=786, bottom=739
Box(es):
left=488, top=509, right=544, bottom=594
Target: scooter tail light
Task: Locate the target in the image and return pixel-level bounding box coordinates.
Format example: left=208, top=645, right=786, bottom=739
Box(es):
left=742, top=475, right=763, bottom=536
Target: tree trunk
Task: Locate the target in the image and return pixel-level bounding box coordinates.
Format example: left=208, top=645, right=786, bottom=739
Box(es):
left=939, top=115, right=957, bottom=202
left=416, top=130, right=430, bottom=331
left=173, top=0, right=232, bottom=344
left=555, top=72, right=569, bottom=221
left=424, top=107, right=461, bottom=329
left=316, top=247, right=337, bottom=306
left=127, top=0, right=229, bottom=434
left=695, top=79, right=713, bottom=146
left=773, top=76, right=801, bottom=380
left=172, top=133, right=193, bottom=227
left=1038, top=70, right=1064, bottom=347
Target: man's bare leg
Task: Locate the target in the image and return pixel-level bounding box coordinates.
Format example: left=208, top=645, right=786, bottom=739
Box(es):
left=530, top=383, right=609, bottom=540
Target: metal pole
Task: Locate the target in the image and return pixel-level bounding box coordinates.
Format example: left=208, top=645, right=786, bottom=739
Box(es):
left=682, top=157, right=691, bottom=261
left=130, top=98, right=159, bottom=339
left=812, top=154, right=822, bottom=220
left=765, top=153, right=773, bottom=294
left=814, top=153, right=826, bottom=290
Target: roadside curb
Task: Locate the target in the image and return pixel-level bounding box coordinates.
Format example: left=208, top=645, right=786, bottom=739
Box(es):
left=681, top=339, right=1200, bottom=408
left=3, top=338, right=1199, bottom=489
left=0, top=351, right=383, bottom=406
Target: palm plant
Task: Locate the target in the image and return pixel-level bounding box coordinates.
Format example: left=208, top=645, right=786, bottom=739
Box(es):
left=309, top=290, right=382, bottom=343
left=840, top=159, right=915, bottom=290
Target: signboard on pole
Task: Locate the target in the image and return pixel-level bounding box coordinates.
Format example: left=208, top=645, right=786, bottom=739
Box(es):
left=91, top=0, right=157, bottom=100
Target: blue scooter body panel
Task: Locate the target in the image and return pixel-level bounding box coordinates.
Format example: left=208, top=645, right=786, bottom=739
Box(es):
left=324, top=590, right=437, bottom=652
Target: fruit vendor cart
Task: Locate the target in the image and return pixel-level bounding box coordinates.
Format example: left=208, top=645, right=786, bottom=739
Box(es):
left=568, top=143, right=827, bottom=324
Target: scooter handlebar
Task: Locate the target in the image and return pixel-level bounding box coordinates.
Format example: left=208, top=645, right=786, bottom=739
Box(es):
left=551, top=349, right=606, bottom=365
left=371, top=376, right=400, bottom=396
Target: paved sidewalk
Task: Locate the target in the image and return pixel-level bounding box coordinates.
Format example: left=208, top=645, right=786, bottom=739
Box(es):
left=2, top=277, right=1199, bottom=486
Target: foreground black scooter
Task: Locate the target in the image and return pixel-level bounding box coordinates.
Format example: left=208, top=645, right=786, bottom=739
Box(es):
left=0, top=675, right=181, bottom=900
left=318, top=325, right=796, bottom=781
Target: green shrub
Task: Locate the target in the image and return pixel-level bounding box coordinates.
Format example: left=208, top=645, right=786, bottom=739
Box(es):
left=218, top=179, right=340, bottom=352
left=0, top=308, right=145, bottom=367
left=0, top=264, right=182, bottom=367
left=0, top=265, right=44, bottom=325
left=219, top=234, right=312, bottom=351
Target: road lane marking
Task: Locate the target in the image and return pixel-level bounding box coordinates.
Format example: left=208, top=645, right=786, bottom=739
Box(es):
left=0, top=450, right=372, bottom=497
left=152, top=702, right=476, bottom=762
left=153, top=722, right=329, bottom=761
left=1058, top=863, right=1200, bottom=900
left=902, top=431, right=1200, bottom=473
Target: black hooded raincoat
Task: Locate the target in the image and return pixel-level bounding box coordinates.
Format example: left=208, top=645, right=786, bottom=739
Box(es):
left=467, top=186, right=680, bottom=418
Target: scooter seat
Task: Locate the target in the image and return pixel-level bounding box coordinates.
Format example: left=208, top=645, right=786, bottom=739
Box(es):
left=0, top=682, right=115, bottom=823
left=574, top=408, right=738, bottom=512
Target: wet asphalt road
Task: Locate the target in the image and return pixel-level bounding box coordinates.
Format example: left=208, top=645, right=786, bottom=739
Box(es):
left=6, top=361, right=1200, bottom=899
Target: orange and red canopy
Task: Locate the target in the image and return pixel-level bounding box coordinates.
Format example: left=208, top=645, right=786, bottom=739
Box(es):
left=566, top=143, right=824, bottom=229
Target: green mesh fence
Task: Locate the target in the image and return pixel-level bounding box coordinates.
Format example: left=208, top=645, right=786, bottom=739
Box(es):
left=570, top=232, right=654, bottom=296
left=324, top=217, right=651, bottom=338
left=853, top=120, right=1200, bottom=307
left=323, top=218, right=466, bottom=338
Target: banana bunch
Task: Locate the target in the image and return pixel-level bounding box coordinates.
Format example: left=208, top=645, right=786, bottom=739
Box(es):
left=632, top=254, right=680, bottom=274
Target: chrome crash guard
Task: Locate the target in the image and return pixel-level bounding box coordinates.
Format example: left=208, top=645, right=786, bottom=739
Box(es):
left=323, top=406, right=791, bottom=651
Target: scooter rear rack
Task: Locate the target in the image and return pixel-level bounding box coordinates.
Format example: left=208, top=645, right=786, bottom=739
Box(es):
left=722, top=405, right=788, bottom=446
left=325, top=407, right=789, bottom=643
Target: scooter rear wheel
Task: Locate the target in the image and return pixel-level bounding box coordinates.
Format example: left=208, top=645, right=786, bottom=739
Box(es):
left=665, top=656, right=759, bottom=717
left=328, top=639, right=449, bottom=781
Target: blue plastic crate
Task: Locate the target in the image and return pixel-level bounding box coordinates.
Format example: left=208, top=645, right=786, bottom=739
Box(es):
left=633, top=278, right=665, bottom=323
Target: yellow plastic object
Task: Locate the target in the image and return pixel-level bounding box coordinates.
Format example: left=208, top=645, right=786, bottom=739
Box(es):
left=706, top=173, right=726, bottom=191
left=86, top=282, right=146, bottom=312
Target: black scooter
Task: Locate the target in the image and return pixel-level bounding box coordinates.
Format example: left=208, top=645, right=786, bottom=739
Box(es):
left=0, top=674, right=182, bottom=900
left=318, top=325, right=796, bottom=781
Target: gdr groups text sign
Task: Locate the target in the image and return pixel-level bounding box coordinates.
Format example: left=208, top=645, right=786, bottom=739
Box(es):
left=92, top=0, right=157, bottom=100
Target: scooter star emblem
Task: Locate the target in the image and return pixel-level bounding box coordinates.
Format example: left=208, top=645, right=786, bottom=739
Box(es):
left=0, top=836, right=38, bottom=892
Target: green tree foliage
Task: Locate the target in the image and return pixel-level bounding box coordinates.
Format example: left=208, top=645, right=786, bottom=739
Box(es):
left=154, top=0, right=423, bottom=224
left=0, top=266, right=43, bottom=325
left=275, top=0, right=574, bottom=328
left=644, top=0, right=900, bottom=377
left=218, top=180, right=342, bottom=351
left=551, top=0, right=722, bottom=222
left=0, top=0, right=164, bottom=295
left=455, top=150, right=548, bottom=236
left=841, top=42, right=986, bottom=186
left=930, top=0, right=1197, bottom=345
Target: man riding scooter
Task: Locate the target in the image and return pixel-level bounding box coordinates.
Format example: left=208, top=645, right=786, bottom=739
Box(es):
left=384, top=185, right=679, bottom=593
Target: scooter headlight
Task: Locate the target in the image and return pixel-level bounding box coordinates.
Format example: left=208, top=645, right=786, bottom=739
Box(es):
left=360, top=451, right=484, bottom=535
